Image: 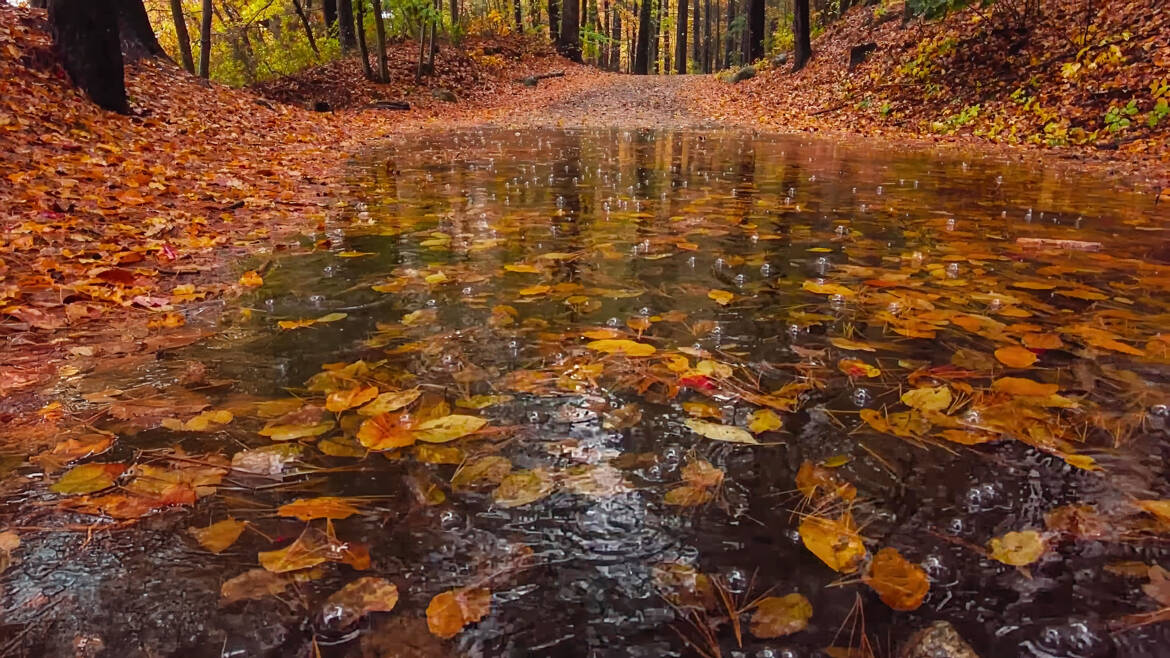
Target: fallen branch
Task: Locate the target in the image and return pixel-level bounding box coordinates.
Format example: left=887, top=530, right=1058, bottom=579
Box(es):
left=515, top=71, right=566, bottom=86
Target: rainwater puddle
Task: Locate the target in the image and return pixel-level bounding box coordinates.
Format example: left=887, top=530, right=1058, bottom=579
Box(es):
left=4, top=129, right=1170, bottom=658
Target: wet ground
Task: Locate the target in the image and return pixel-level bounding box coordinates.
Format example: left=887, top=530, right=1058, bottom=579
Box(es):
left=4, top=127, right=1170, bottom=658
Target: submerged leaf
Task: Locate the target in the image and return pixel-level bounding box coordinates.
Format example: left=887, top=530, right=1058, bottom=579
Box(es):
left=492, top=469, right=555, bottom=507
left=750, top=593, right=813, bottom=638
left=988, top=530, right=1047, bottom=566
left=323, top=577, right=399, bottom=628
left=426, top=587, right=491, bottom=639
left=259, top=420, right=335, bottom=442
left=413, top=415, right=488, bottom=443
left=863, top=547, right=929, bottom=611
left=586, top=339, right=657, bottom=357
left=685, top=418, right=759, bottom=444
left=277, top=496, right=361, bottom=521
left=189, top=518, right=246, bottom=554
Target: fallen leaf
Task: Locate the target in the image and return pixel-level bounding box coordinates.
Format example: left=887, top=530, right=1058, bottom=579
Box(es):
left=995, top=345, right=1038, bottom=368
left=189, top=518, right=246, bottom=553
left=50, top=462, right=125, bottom=494
left=863, top=547, right=929, bottom=611
left=751, top=593, right=813, bottom=638
left=322, top=577, right=399, bottom=628
left=799, top=513, right=866, bottom=573
left=586, top=339, right=657, bottom=357
left=747, top=409, right=783, bottom=434
left=426, top=587, right=491, bottom=639
left=900, top=386, right=952, bottom=412
left=413, top=414, right=488, bottom=443
left=492, top=469, right=555, bottom=507
left=278, top=496, right=361, bottom=521
left=685, top=418, right=759, bottom=444
left=988, top=530, right=1047, bottom=566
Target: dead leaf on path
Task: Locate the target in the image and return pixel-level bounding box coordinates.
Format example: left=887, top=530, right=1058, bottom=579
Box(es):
left=426, top=587, right=491, bottom=639
left=750, top=593, right=813, bottom=638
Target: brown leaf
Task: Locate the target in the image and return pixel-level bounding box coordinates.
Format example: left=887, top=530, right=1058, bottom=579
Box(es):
left=426, top=587, right=491, bottom=639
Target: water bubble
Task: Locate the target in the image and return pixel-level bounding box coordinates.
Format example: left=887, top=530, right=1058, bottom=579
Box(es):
left=438, top=510, right=463, bottom=530
left=425, top=298, right=438, bottom=308
left=734, top=274, right=747, bottom=286
left=721, top=568, right=749, bottom=594
left=606, top=317, right=620, bottom=327
left=852, top=388, right=871, bottom=406
left=946, top=262, right=960, bottom=277
left=638, top=307, right=652, bottom=316
left=760, top=263, right=773, bottom=276
left=660, top=446, right=684, bottom=464
left=945, top=218, right=956, bottom=231
left=1150, top=404, right=1170, bottom=417
left=714, top=258, right=727, bottom=270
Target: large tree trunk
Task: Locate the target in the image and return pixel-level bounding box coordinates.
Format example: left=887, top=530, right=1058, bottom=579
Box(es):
left=548, top=0, right=560, bottom=43
left=725, top=0, right=736, bottom=66
left=633, top=0, right=650, bottom=73
left=703, top=0, right=710, bottom=71
left=337, top=0, right=357, bottom=50
left=748, top=0, right=763, bottom=61
left=323, top=0, right=338, bottom=29
left=690, top=0, right=698, bottom=70
left=354, top=0, right=372, bottom=77
left=610, top=1, right=621, bottom=70
left=793, top=0, right=810, bottom=70
left=559, top=0, right=581, bottom=61
left=198, top=0, right=212, bottom=77
left=514, top=0, right=523, bottom=30
left=674, top=0, right=687, bottom=73
left=48, top=0, right=128, bottom=113
left=450, top=0, right=459, bottom=24
left=115, top=0, right=165, bottom=60
left=168, top=0, right=195, bottom=72
left=371, top=0, right=389, bottom=82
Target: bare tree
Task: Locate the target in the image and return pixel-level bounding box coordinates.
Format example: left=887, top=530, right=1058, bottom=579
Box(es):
left=354, top=0, right=372, bottom=77
left=674, top=0, right=687, bottom=73
left=793, top=0, right=810, bottom=70
left=371, top=0, right=389, bottom=82
left=198, top=0, right=213, bottom=78
left=633, top=0, right=650, bottom=73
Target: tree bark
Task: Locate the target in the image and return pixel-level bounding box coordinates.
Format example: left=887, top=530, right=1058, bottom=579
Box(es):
left=548, top=0, right=560, bottom=43
left=48, top=0, right=128, bottom=113
left=324, top=0, right=338, bottom=29
left=168, top=0, right=195, bottom=72
left=748, top=0, right=763, bottom=61
left=725, top=0, right=736, bottom=66
left=354, top=0, right=371, bottom=77
left=675, top=0, right=687, bottom=73
left=292, top=0, right=320, bottom=55
left=115, top=0, right=165, bottom=60
left=691, top=0, right=699, bottom=70
left=198, top=0, right=212, bottom=78
left=703, top=0, right=710, bottom=71
left=372, top=0, right=389, bottom=82
left=451, top=0, right=459, bottom=25
left=610, top=1, right=621, bottom=70
left=633, top=0, right=650, bottom=73
left=559, top=0, right=581, bottom=61
left=338, top=0, right=357, bottom=50
left=793, top=0, right=810, bottom=70
left=514, top=0, right=524, bottom=30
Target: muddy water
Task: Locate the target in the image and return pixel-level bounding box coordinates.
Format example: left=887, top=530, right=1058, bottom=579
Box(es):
left=4, top=129, right=1170, bottom=658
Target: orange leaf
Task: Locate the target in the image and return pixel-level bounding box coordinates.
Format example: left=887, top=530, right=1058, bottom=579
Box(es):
left=426, top=587, right=492, bottom=638
left=863, top=547, right=929, bottom=611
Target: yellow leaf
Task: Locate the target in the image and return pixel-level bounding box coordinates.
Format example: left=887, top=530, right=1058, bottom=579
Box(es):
left=277, top=496, right=361, bottom=521
left=829, top=337, right=876, bottom=352
left=492, top=469, right=555, bottom=507
left=259, top=420, right=335, bottom=441
left=988, top=530, right=1047, bottom=566
left=802, top=280, right=855, bottom=297
left=188, top=518, right=246, bottom=554
left=504, top=263, right=541, bottom=273
left=315, top=312, right=348, bottom=323
left=239, top=270, right=263, bottom=287
left=838, top=358, right=880, bottom=378
left=708, top=289, right=735, bottom=305
left=358, top=388, right=422, bottom=416
left=747, top=409, right=783, bottom=434
left=750, top=593, right=813, bottom=638
left=326, top=386, right=380, bottom=413
left=50, top=463, right=125, bottom=494
left=664, top=484, right=714, bottom=506
left=356, top=413, right=415, bottom=450
left=900, top=386, right=952, bottom=412
left=992, top=377, right=1059, bottom=397
left=518, top=284, right=551, bottom=295
left=413, top=415, right=488, bottom=443
left=324, top=577, right=399, bottom=627
left=586, top=339, right=657, bottom=357
left=995, top=345, right=1038, bottom=368
left=684, top=418, right=759, bottom=444
left=799, top=514, right=866, bottom=573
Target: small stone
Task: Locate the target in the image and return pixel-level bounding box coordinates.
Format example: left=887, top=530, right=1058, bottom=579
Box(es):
left=771, top=52, right=790, bottom=67
left=731, top=65, right=756, bottom=83
left=900, top=621, right=980, bottom=658
left=431, top=88, right=458, bottom=103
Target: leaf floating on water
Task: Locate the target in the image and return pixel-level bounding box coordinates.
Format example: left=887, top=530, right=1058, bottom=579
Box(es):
left=708, top=289, right=735, bottom=305
left=221, top=569, right=293, bottom=604
left=802, top=280, right=855, bottom=298
left=492, top=469, right=555, bottom=507
left=747, top=409, right=783, bottom=434
left=994, top=345, right=1038, bottom=368
left=829, top=337, right=876, bottom=352
left=322, top=577, right=399, bottom=628
left=681, top=459, right=724, bottom=488
left=232, top=443, right=304, bottom=474
left=664, top=484, right=714, bottom=506
left=189, top=517, right=246, bottom=554
left=750, top=593, right=813, bottom=638
left=357, top=412, right=415, bottom=450
left=50, top=462, right=125, bottom=494
left=685, top=418, right=759, bottom=444
left=358, top=388, right=422, bottom=416
left=586, top=339, right=657, bottom=357
left=238, top=270, right=263, bottom=287
left=863, top=547, right=929, bottom=611
left=452, top=456, right=512, bottom=490
left=799, top=513, right=866, bottom=573
left=900, top=386, right=952, bottom=412
left=1137, top=499, right=1170, bottom=525
left=455, top=394, right=513, bottom=410
left=426, top=587, right=491, bottom=639
left=651, top=563, right=717, bottom=610
left=838, top=358, right=880, bottom=378
left=325, top=385, right=380, bottom=413
left=277, top=496, right=361, bottom=521
left=259, top=420, right=335, bottom=442
left=413, top=414, right=487, bottom=443
left=991, top=377, right=1059, bottom=397
left=988, top=530, right=1047, bottom=566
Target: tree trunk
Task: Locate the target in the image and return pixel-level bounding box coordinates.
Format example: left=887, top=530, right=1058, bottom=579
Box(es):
left=115, top=0, right=165, bottom=60
left=292, top=0, right=320, bottom=55
left=168, top=0, right=195, bottom=73
left=338, top=0, right=357, bottom=50
left=748, top=0, right=763, bottom=60
left=372, top=0, right=388, bottom=82
left=725, top=0, right=736, bottom=66
left=514, top=0, right=523, bottom=29
left=660, top=0, right=669, bottom=73
left=690, top=0, right=698, bottom=70
left=633, top=0, right=650, bottom=73
left=703, top=0, right=710, bottom=71
left=450, top=0, right=459, bottom=25
left=354, top=0, right=371, bottom=77
left=324, top=0, right=338, bottom=29
left=548, top=0, right=560, bottom=43
left=613, top=1, right=622, bottom=69
left=48, top=0, right=128, bottom=113
left=559, top=0, right=581, bottom=61
left=198, top=0, right=212, bottom=77
left=599, top=0, right=609, bottom=68
left=674, top=0, right=687, bottom=73
left=793, top=0, right=810, bottom=70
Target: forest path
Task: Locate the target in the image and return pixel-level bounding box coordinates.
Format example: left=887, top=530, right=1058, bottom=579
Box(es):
left=486, top=73, right=726, bottom=130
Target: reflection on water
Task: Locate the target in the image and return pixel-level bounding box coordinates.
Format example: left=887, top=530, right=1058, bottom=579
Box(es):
left=4, top=129, right=1170, bottom=658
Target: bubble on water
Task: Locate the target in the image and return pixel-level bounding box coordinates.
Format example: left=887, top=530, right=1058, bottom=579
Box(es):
left=876, top=185, right=884, bottom=195
left=638, top=307, right=652, bottom=316
left=947, top=262, right=960, bottom=277
left=660, top=445, right=684, bottom=464
left=714, top=258, right=727, bottom=270
left=425, top=298, right=438, bottom=308
left=835, top=224, right=847, bottom=236
left=945, top=217, right=956, bottom=231
left=1150, top=404, right=1170, bottom=417
left=921, top=554, right=952, bottom=582
left=606, top=317, right=620, bottom=327
left=784, top=528, right=802, bottom=544
left=887, top=301, right=903, bottom=314
left=948, top=517, right=965, bottom=534
left=760, top=263, right=773, bottom=276
left=526, top=410, right=544, bottom=423
left=263, top=299, right=276, bottom=311
left=787, top=324, right=800, bottom=336
left=438, top=510, right=463, bottom=531
left=721, top=568, right=749, bottom=594
left=829, top=294, right=847, bottom=308
left=462, top=286, right=473, bottom=295
left=734, top=274, right=747, bottom=286
left=963, top=409, right=982, bottom=424
left=687, top=256, right=697, bottom=268
left=852, top=388, right=871, bottom=406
